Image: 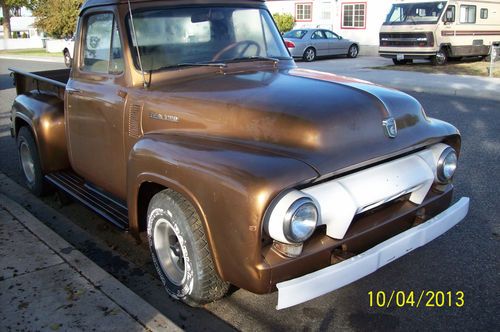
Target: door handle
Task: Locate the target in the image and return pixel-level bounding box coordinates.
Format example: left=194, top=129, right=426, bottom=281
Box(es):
left=66, top=87, right=82, bottom=95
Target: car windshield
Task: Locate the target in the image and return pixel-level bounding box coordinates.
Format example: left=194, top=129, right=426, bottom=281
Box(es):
left=384, top=1, right=447, bottom=25
left=283, top=30, right=307, bottom=39
left=127, top=7, right=291, bottom=71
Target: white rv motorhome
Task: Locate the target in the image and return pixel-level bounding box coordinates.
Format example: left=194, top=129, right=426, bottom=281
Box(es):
left=379, top=0, right=500, bottom=65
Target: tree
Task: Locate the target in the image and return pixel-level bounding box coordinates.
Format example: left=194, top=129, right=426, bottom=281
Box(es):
left=33, top=0, right=82, bottom=39
left=1, top=0, right=34, bottom=40
left=272, top=13, right=295, bottom=34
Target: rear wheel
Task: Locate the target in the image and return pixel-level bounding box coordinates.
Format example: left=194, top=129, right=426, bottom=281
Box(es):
left=347, top=44, right=359, bottom=58
left=17, top=127, right=49, bottom=196
left=147, top=189, right=229, bottom=306
left=303, top=47, right=316, bottom=62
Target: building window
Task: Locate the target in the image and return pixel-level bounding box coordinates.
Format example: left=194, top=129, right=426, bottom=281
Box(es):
left=296, top=3, right=312, bottom=21
left=480, top=8, right=488, bottom=19
left=342, top=3, right=366, bottom=29
left=460, top=5, right=476, bottom=23
left=321, top=1, right=332, bottom=20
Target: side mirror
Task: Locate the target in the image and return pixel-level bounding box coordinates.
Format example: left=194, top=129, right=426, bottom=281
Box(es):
left=444, top=8, right=455, bottom=22
left=339, top=36, right=343, bottom=40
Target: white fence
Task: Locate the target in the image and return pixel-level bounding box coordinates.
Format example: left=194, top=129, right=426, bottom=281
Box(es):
left=489, top=45, right=499, bottom=78
left=0, top=38, right=44, bottom=51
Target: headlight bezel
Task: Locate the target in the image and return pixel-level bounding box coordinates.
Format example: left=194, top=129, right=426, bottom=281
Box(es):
left=436, top=147, right=457, bottom=184
left=283, top=197, right=319, bottom=243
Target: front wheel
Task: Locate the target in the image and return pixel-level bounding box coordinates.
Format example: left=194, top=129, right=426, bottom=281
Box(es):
left=147, top=189, right=229, bottom=306
left=347, top=44, right=359, bottom=58
left=17, top=126, right=49, bottom=196
left=303, top=47, right=316, bottom=62
left=432, top=49, right=448, bottom=65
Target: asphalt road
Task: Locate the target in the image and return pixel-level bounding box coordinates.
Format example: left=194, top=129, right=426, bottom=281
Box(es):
left=0, top=58, right=498, bottom=331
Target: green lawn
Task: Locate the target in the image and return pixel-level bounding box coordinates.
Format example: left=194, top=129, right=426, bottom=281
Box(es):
left=373, top=58, right=500, bottom=78
left=0, top=48, right=61, bottom=57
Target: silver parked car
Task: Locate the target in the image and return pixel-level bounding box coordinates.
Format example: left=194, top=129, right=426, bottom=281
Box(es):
left=283, top=29, right=359, bottom=62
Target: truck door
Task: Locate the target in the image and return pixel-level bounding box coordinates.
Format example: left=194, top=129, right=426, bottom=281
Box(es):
left=66, top=10, right=127, bottom=198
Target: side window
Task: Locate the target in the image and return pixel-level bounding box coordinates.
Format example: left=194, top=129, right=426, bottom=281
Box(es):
left=460, top=5, right=476, bottom=23
left=82, top=13, right=123, bottom=74
left=311, top=31, right=325, bottom=39
left=324, top=31, right=338, bottom=39
left=480, top=8, right=488, bottom=19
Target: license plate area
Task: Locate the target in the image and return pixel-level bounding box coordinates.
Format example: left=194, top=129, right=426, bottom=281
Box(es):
left=397, top=54, right=405, bottom=60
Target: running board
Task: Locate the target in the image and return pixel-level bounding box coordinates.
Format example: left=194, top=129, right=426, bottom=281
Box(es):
left=45, top=171, right=129, bottom=230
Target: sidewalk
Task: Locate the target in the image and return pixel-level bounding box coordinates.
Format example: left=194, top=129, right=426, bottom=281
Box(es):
left=0, top=54, right=64, bottom=64
left=0, top=173, right=180, bottom=331
left=299, top=56, right=500, bottom=101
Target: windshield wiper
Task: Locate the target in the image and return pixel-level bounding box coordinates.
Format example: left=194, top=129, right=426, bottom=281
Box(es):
left=157, top=62, right=227, bottom=71
left=225, top=56, right=280, bottom=64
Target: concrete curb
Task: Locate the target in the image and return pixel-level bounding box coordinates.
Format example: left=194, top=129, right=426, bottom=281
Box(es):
left=0, top=55, right=65, bottom=64
left=0, top=173, right=181, bottom=331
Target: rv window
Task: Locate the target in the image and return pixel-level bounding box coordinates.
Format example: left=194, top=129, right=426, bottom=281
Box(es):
left=480, top=8, right=488, bottom=19
left=460, top=5, right=476, bottom=23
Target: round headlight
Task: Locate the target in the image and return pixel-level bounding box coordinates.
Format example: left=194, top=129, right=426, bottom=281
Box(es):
left=437, top=147, right=457, bottom=183
left=284, top=198, right=318, bottom=243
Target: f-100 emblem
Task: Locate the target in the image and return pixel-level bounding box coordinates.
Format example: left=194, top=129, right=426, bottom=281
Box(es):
left=149, top=112, right=179, bottom=123
left=383, top=117, right=397, bottom=138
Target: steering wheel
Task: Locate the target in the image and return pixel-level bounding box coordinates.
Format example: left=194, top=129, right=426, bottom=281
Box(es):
left=212, top=40, right=261, bottom=61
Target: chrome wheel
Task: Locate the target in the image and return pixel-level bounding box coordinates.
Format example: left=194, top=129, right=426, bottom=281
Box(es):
left=153, top=217, right=186, bottom=286
left=20, top=141, right=35, bottom=184
left=304, top=48, right=316, bottom=62
left=348, top=45, right=358, bottom=58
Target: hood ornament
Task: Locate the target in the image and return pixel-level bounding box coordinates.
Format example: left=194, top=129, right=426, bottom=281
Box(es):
left=383, top=117, right=398, bottom=138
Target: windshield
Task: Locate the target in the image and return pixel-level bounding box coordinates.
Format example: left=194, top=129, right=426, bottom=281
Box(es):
left=127, top=7, right=290, bottom=71
left=283, top=30, right=307, bottom=39
left=384, top=1, right=447, bottom=25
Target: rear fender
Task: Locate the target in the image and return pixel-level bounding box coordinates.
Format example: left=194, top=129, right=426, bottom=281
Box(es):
left=12, top=92, right=69, bottom=173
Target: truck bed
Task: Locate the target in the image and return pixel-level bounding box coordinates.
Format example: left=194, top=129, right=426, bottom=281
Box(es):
left=9, top=68, right=69, bottom=99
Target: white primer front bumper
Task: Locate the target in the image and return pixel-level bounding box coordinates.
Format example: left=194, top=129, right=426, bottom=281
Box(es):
left=276, top=197, right=470, bottom=310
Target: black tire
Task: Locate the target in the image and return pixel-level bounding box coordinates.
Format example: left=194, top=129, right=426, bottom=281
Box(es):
left=63, top=50, right=71, bottom=68
left=432, top=49, right=448, bottom=65
left=147, top=189, right=229, bottom=306
left=17, top=126, right=49, bottom=196
left=347, top=44, right=359, bottom=58
left=303, top=47, right=316, bottom=62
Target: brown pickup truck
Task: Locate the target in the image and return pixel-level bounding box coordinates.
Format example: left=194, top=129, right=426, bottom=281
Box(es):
left=9, top=0, right=469, bottom=309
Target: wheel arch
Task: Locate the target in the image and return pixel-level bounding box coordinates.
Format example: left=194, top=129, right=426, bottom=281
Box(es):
left=130, top=172, right=225, bottom=278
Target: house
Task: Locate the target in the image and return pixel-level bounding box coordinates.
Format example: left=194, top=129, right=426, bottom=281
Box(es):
left=0, top=7, right=39, bottom=39
left=266, top=0, right=397, bottom=55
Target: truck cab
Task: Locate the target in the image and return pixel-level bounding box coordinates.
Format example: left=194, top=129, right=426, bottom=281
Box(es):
left=10, top=0, right=469, bottom=309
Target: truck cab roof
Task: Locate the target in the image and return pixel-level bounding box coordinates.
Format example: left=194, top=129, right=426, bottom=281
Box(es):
left=81, top=0, right=265, bottom=14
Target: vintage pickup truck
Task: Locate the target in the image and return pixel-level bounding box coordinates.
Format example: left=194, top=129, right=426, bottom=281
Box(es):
left=9, top=0, right=469, bottom=309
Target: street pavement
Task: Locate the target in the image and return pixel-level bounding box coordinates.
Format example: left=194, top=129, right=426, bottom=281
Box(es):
left=0, top=57, right=499, bottom=331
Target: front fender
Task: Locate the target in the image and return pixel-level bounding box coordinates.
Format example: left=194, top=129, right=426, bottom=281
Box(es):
left=127, top=133, right=318, bottom=293
left=12, top=92, right=69, bottom=173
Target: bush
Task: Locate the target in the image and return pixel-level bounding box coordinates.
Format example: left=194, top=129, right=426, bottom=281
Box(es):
left=272, top=13, right=295, bottom=33
left=12, top=33, right=18, bottom=39
left=22, top=32, right=28, bottom=38
left=0, top=17, right=3, bottom=26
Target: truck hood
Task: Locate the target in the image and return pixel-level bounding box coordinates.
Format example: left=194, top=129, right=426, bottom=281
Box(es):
left=142, top=67, right=458, bottom=178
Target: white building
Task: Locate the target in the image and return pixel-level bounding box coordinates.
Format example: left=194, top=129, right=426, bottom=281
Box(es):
left=266, top=0, right=397, bottom=55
